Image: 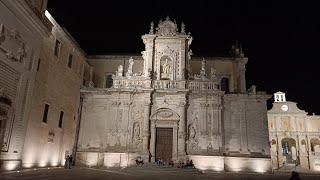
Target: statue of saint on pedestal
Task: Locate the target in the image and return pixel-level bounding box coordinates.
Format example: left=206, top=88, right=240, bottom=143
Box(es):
left=161, top=59, right=171, bottom=79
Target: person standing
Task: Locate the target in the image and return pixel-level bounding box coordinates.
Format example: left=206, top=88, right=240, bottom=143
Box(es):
left=68, top=155, right=73, bottom=169
left=64, top=155, right=69, bottom=169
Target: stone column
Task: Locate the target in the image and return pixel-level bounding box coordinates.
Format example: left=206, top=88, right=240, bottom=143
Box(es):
left=172, top=125, right=178, bottom=161
left=142, top=100, right=151, bottom=159
left=178, top=102, right=186, bottom=159
left=150, top=122, right=156, bottom=162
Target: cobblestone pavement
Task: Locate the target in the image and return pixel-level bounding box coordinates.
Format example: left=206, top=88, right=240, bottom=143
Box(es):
left=1, top=166, right=320, bottom=180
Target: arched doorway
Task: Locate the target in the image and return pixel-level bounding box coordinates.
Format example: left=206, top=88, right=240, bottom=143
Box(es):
left=150, top=108, right=180, bottom=163
left=281, top=138, right=297, bottom=164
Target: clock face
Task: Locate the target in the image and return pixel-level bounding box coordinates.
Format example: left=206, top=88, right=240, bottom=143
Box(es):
left=281, top=105, right=288, bottom=111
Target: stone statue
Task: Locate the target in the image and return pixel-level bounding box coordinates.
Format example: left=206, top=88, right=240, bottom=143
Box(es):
left=181, top=22, right=185, bottom=34
left=149, top=21, right=154, bottom=34
left=126, top=57, right=134, bottom=77
left=133, top=123, right=140, bottom=140
left=117, top=65, right=123, bottom=77
left=188, top=125, right=196, bottom=140
left=210, top=67, right=217, bottom=80
left=161, top=59, right=171, bottom=79
left=199, top=58, right=206, bottom=78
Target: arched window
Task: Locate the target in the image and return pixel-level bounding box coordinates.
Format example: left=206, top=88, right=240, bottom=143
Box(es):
left=220, top=77, right=229, bottom=93
left=105, top=74, right=113, bottom=88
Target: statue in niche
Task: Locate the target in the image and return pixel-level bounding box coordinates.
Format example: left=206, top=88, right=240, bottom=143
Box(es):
left=210, top=67, right=217, bottom=81
left=188, top=124, right=199, bottom=151
left=117, top=65, right=123, bottom=77
left=133, top=123, right=141, bottom=141
left=132, top=122, right=142, bottom=148
left=188, top=125, right=196, bottom=140
left=126, top=57, right=134, bottom=77
left=161, top=58, right=171, bottom=79
left=207, top=142, right=213, bottom=152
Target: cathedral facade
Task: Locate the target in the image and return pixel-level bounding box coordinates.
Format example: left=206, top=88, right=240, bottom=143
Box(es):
left=76, top=18, right=271, bottom=172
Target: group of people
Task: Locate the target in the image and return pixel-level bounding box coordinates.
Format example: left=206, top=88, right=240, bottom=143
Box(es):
left=155, top=157, right=194, bottom=168
left=64, top=155, right=73, bottom=169
left=177, top=159, right=194, bottom=168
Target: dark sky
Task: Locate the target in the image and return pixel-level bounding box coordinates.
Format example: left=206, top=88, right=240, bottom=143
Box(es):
left=47, top=1, right=320, bottom=114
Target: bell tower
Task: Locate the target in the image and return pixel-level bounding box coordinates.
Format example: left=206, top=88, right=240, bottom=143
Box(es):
left=141, top=17, right=192, bottom=80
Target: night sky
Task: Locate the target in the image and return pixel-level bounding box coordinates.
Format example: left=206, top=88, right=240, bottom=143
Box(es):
left=47, top=1, right=320, bottom=114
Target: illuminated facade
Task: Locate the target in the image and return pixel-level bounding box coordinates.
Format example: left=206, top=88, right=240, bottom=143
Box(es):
left=1, top=1, right=276, bottom=173
left=0, top=0, right=92, bottom=170
left=268, top=92, right=320, bottom=171
left=76, top=18, right=271, bottom=172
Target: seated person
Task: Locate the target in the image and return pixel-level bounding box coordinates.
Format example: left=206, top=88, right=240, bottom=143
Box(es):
left=168, top=159, right=174, bottom=167
left=135, top=156, right=144, bottom=166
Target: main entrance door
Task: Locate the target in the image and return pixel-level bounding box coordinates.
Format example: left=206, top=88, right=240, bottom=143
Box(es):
left=155, top=128, right=173, bottom=162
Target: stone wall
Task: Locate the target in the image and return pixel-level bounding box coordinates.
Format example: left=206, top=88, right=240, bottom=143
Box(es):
left=20, top=11, right=91, bottom=169
left=0, top=0, right=49, bottom=171
left=223, top=93, right=270, bottom=157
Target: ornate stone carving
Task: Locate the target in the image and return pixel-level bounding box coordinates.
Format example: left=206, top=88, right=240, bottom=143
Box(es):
left=156, top=17, right=178, bottom=36
left=157, top=111, right=173, bottom=118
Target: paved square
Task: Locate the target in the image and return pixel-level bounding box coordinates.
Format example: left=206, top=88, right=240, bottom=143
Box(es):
left=1, top=167, right=320, bottom=180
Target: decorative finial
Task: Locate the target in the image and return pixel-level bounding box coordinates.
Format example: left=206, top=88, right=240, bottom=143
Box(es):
left=239, top=43, right=245, bottom=58
left=181, top=22, right=185, bottom=34
left=149, top=21, right=154, bottom=34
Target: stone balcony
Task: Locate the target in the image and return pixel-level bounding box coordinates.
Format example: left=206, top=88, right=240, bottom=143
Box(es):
left=187, top=80, right=218, bottom=91
left=113, top=77, right=152, bottom=89
left=153, top=80, right=186, bottom=90
left=112, top=77, right=219, bottom=91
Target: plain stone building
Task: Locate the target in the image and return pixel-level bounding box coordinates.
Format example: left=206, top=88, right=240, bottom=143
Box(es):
left=268, top=92, right=320, bottom=171
left=0, top=0, right=92, bottom=170
left=76, top=18, right=271, bottom=172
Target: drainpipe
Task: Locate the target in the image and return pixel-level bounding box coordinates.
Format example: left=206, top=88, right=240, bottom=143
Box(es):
left=72, top=96, right=83, bottom=165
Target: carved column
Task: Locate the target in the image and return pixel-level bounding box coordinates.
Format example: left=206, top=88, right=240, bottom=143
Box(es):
left=178, top=101, right=186, bottom=159
left=142, top=100, right=151, bottom=158
left=150, top=122, right=156, bottom=162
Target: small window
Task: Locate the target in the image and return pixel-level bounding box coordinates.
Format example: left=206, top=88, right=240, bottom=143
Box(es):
left=42, top=104, right=49, bottom=123
left=68, top=54, right=73, bottom=68
left=58, top=111, right=64, bottom=128
left=220, top=77, right=229, bottom=93
left=54, top=39, right=61, bottom=57
left=37, top=58, right=41, bottom=72
left=105, top=74, right=113, bottom=88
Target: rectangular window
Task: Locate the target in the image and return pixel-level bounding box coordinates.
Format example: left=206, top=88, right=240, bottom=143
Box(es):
left=68, top=54, right=73, bottom=68
left=42, top=104, right=49, bottom=123
left=54, top=39, right=61, bottom=57
left=59, top=111, right=64, bottom=128
left=105, top=74, right=113, bottom=88
left=37, top=58, right=41, bottom=71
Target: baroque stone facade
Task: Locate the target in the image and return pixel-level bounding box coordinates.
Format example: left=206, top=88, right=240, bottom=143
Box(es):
left=268, top=92, right=320, bottom=171
left=76, top=18, right=271, bottom=172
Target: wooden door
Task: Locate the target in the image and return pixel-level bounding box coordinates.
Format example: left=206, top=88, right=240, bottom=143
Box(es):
left=155, top=128, right=173, bottom=162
